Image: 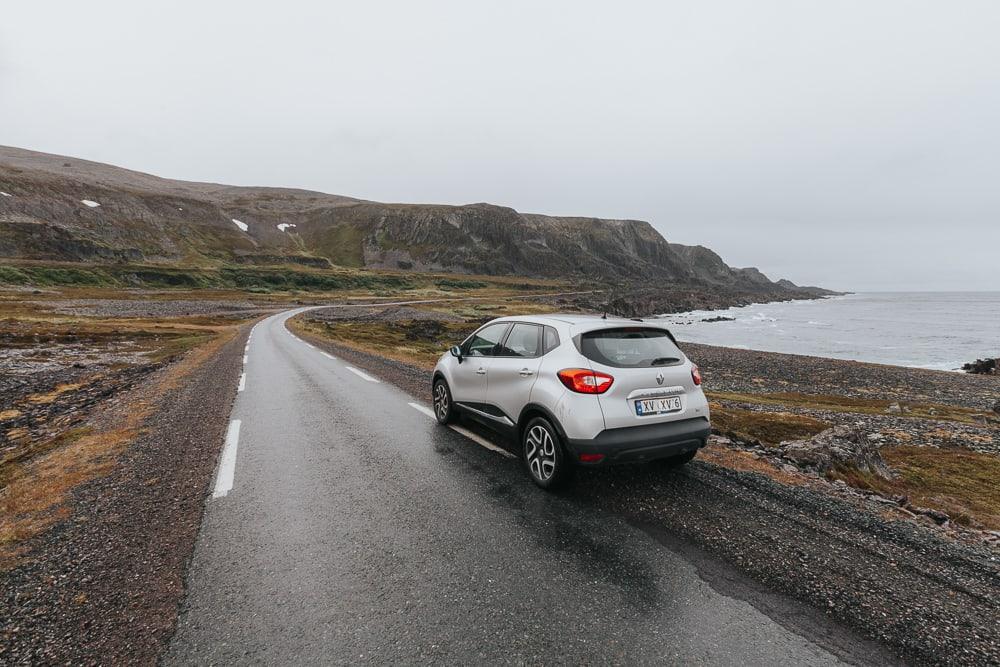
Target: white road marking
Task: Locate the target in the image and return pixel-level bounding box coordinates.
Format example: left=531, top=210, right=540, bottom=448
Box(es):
left=321, top=351, right=336, bottom=360
left=212, top=420, right=242, bottom=498
left=243, top=355, right=248, bottom=364
left=449, top=424, right=517, bottom=458
left=345, top=366, right=380, bottom=383
left=407, top=403, right=516, bottom=459
left=238, top=372, right=246, bottom=392
left=408, top=402, right=436, bottom=419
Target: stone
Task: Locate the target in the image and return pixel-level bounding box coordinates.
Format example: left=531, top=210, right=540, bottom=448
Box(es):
left=779, top=425, right=894, bottom=479
left=962, top=358, right=998, bottom=374
left=887, top=403, right=902, bottom=415
left=909, top=505, right=950, bottom=525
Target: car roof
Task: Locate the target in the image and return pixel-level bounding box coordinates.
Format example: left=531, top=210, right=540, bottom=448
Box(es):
left=489, top=313, right=661, bottom=327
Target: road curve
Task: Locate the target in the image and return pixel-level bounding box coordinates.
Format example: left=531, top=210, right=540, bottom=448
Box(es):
left=166, top=308, right=857, bottom=665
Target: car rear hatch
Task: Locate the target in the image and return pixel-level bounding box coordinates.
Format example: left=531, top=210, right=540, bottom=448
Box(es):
left=573, top=324, right=699, bottom=431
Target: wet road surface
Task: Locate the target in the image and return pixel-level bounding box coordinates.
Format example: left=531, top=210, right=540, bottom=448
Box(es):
left=166, top=309, right=877, bottom=665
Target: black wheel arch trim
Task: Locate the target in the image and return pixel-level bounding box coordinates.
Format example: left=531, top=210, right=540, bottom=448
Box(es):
left=517, top=403, right=569, bottom=441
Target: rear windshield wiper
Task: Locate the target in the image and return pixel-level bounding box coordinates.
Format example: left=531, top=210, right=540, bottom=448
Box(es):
left=650, top=356, right=680, bottom=366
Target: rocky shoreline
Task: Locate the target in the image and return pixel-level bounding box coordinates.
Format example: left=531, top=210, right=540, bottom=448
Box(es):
left=558, top=285, right=839, bottom=319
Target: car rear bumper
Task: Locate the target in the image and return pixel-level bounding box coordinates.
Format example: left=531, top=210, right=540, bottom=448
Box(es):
left=565, top=416, right=710, bottom=465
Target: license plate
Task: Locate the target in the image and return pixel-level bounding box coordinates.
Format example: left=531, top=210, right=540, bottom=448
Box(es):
left=635, top=396, right=682, bottom=416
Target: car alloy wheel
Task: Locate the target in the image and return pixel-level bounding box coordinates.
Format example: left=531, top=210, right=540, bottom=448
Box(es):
left=525, top=424, right=557, bottom=482
left=433, top=380, right=453, bottom=424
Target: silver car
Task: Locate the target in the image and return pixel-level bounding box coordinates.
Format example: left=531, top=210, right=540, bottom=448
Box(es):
left=431, top=314, right=711, bottom=489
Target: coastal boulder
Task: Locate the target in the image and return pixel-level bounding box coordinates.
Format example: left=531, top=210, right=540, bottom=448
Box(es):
left=779, top=424, right=894, bottom=479
left=961, top=358, right=998, bottom=375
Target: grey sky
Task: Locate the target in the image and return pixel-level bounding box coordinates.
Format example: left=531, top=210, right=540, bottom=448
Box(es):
left=2, top=1, right=998, bottom=291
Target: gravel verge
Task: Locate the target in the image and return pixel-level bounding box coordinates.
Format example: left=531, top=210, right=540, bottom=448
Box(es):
left=686, top=342, right=1000, bottom=411
left=0, top=323, right=249, bottom=664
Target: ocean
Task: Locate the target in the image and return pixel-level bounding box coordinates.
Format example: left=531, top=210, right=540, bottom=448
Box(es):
left=654, top=292, right=1000, bottom=371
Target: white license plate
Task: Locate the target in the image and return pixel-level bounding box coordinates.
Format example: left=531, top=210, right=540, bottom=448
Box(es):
left=635, top=396, right=682, bottom=416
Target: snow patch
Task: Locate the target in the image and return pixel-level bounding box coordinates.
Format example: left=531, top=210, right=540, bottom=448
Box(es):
left=0, top=192, right=11, bottom=197
left=81, top=199, right=100, bottom=208
left=231, top=218, right=248, bottom=232
left=276, top=223, right=297, bottom=232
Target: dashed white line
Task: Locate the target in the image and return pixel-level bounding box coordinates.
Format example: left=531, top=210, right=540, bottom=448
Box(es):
left=408, top=402, right=436, bottom=419
left=243, top=355, right=248, bottom=364
left=407, top=402, right=516, bottom=459
left=212, top=420, right=242, bottom=498
left=345, top=366, right=380, bottom=383
left=448, top=424, right=517, bottom=458
left=238, top=372, right=246, bottom=392
left=321, top=351, right=336, bottom=360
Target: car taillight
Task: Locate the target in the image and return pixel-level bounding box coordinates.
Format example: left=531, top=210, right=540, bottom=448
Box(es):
left=557, top=368, right=614, bottom=394
left=691, top=364, right=702, bottom=386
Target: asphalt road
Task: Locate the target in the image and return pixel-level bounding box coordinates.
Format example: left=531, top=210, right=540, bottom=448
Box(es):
left=166, top=309, right=872, bottom=665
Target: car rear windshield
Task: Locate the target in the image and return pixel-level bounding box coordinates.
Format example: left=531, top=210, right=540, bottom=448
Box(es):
left=577, top=327, right=683, bottom=368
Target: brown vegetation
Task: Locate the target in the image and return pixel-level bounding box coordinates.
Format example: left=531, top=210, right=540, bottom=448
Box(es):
left=832, top=446, right=1000, bottom=530
left=0, top=289, right=244, bottom=568
left=707, top=390, right=992, bottom=425
left=709, top=403, right=831, bottom=446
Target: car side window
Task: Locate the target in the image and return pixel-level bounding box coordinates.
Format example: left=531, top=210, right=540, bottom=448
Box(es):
left=498, top=323, right=541, bottom=358
left=463, top=323, right=509, bottom=357
left=543, top=326, right=559, bottom=354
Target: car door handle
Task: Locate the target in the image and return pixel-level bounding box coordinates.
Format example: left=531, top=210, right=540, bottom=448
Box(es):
left=476, top=367, right=487, bottom=375
left=519, top=368, right=534, bottom=377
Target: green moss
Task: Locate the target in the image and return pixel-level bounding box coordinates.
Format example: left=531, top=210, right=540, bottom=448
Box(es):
left=0, top=266, right=114, bottom=287
left=0, top=262, right=416, bottom=292
left=436, top=278, right=489, bottom=290
left=709, top=403, right=831, bottom=446
left=0, top=266, right=30, bottom=284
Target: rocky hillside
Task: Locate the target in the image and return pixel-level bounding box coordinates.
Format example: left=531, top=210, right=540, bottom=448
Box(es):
left=0, top=146, right=831, bottom=297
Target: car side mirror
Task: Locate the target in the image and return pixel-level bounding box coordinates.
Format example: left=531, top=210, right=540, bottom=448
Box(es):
left=450, top=345, right=463, bottom=362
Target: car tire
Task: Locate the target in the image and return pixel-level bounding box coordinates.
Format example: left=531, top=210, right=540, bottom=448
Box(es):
left=522, top=417, right=574, bottom=490
left=653, top=449, right=698, bottom=468
left=432, top=378, right=455, bottom=424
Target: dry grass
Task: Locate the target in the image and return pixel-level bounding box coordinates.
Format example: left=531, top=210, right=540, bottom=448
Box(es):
left=706, top=390, right=992, bottom=425
left=26, top=383, right=83, bottom=404
left=287, top=295, right=578, bottom=370
left=290, top=318, right=466, bottom=370
left=698, top=441, right=809, bottom=486
left=709, top=402, right=831, bottom=446
left=831, top=446, right=1000, bottom=530
left=0, top=312, right=241, bottom=570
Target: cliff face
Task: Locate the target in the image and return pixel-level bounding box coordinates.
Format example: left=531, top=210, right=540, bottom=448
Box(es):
left=0, top=146, right=830, bottom=296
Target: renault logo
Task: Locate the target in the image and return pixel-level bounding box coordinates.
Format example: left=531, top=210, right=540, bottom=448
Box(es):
left=655, top=372, right=664, bottom=385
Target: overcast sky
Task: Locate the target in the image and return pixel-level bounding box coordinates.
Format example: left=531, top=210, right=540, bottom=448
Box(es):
left=2, top=1, right=998, bottom=291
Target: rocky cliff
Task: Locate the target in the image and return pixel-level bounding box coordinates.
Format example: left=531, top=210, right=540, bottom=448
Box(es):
left=0, top=146, right=832, bottom=298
